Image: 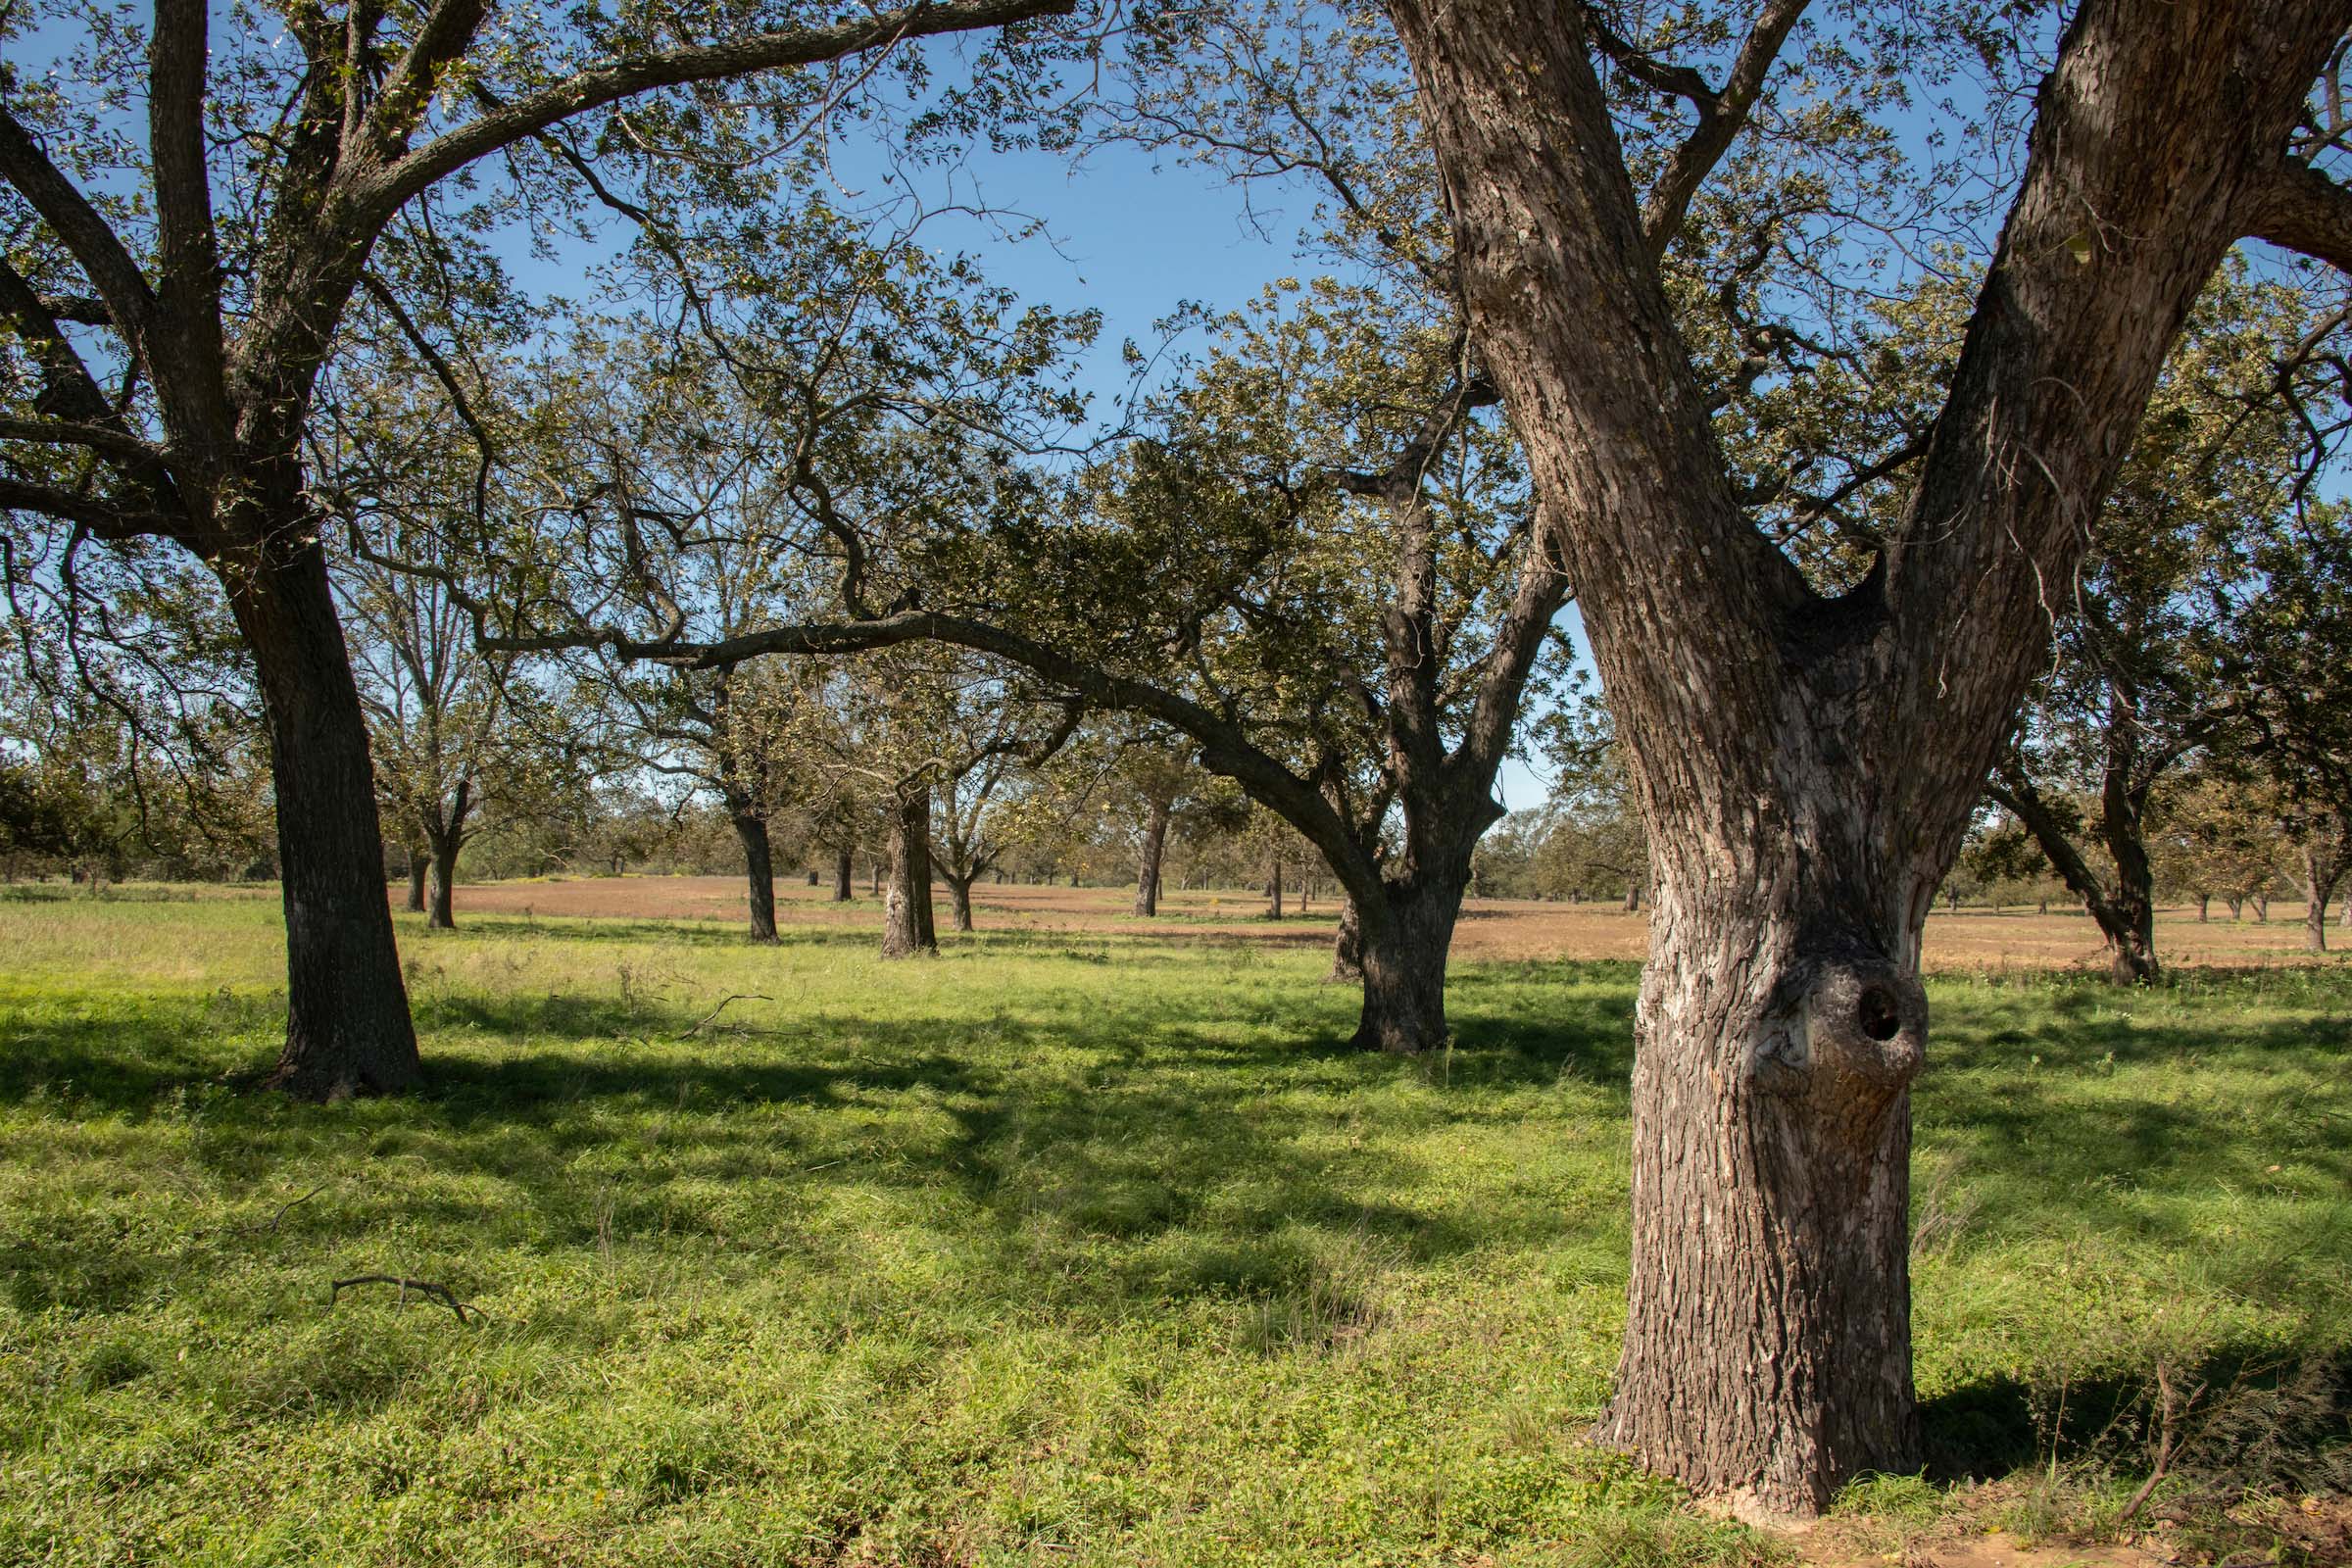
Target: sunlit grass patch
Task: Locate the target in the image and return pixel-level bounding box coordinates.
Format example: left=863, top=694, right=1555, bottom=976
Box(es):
left=0, top=898, right=2345, bottom=1564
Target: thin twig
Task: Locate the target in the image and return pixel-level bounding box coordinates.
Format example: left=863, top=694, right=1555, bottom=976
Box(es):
left=330, top=1274, right=476, bottom=1324
left=249, top=1183, right=327, bottom=1234
left=674, top=993, right=771, bottom=1039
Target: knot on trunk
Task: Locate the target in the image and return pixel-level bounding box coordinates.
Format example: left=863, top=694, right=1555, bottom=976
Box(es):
left=1755, top=954, right=1925, bottom=1130
left=1802, top=962, right=1925, bottom=1091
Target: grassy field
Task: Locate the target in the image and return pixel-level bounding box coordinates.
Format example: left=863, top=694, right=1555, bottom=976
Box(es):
left=0, top=888, right=2347, bottom=1566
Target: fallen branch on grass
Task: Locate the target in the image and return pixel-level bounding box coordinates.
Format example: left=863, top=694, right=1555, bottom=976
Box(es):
left=674, top=993, right=772, bottom=1040
left=249, top=1183, right=328, bottom=1234
left=329, top=1274, right=476, bottom=1324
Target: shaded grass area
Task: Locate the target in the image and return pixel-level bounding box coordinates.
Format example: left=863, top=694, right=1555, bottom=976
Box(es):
left=0, top=900, right=2347, bottom=1566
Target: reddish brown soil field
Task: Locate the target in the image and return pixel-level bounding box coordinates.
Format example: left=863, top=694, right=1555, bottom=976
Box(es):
left=430, top=874, right=2346, bottom=973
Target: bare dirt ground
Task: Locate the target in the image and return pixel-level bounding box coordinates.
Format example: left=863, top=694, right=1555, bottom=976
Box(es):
left=433, top=874, right=2346, bottom=972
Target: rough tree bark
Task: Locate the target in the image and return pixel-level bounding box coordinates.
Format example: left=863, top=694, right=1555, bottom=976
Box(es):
left=1381, top=0, right=2343, bottom=1517
left=224, top=534, right=420, bottom=1097
left=1134, top=796, right=1170, bottom=916
left=1328, top=897, right=1364, bottom=982
left=881, top=784, right=938, bottom=958
left=729, top=805, right=779, bottom=944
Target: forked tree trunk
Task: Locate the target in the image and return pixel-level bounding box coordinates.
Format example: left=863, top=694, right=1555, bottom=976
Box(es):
left=834, top=847, right=854, bottom=902
left=1135, top=797, right=1170, bottom=917
left=1379, top=0, right=2337, bottom=1517
left=220, top=533, right=419, bottom=1099
left=2253, top=892, right=2270, bottom=922
left=944, top=871, right=977, bottom=933
left=881, top=786, right=938, bottom=958
left=1990, top=771, right=2160, bottom=985
left=2227, top=895, right=2243, bottom=920
left=2295, top=840, right=2348, bottom=954
left=731, top=810, right=779, bottom=944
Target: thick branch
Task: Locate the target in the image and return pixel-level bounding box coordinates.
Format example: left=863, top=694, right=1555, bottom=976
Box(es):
left=2246, top=154, right=2352, bottom=271
left=0, top=109, right=158, bottom=346
left=0, top=416, right=172, bottom=466
left=0, top=478, right=175, bottom=539
left=1638, top=0, right=1812, bottom=263
left=490, top=606, right=1388, bottom=909
left=147, top=0, right=234, bottom=442
left=360, top=0, right=1077, bottom=223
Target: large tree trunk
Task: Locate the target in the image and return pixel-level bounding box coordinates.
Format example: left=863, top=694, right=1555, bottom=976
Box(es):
left=731, top=809, right=779, bottom=944
left=881, top=786, right=938, bottom=958
left=220, top=534, right=419, bottom=1099
left=1348, top=878, right=1464, bottom=1054
left=834, top=846, right=854, bottom=902
left=1135, top=797, right=1170, bottom=916
left=1599, top=840, right=1927, bottom=1516
left=405, top=853, right=427, bottom=913
left=1380, top=0, right=2335, bottom=1518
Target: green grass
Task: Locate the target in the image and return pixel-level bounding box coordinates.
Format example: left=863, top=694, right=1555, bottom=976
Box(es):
left=0, top=897, right=2346, bottom=1566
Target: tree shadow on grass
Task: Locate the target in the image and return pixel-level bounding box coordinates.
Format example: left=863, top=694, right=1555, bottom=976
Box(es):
left=1921, top=1344, right=2352, bottom=1495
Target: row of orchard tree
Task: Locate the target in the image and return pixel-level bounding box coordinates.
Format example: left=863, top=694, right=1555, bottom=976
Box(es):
left=7, top=0, right=2352, bottom=1521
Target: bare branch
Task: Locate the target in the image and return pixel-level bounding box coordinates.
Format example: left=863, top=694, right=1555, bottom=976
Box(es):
left=2247, top=154, right=2352, bottom=272
left=1633, top=0, right=1813, bottom=263
left=0, top=108, right=158, bottom=343
left=361, top=0, right=1079, bottom=223
left=0, top=478, right=175, bottom=538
